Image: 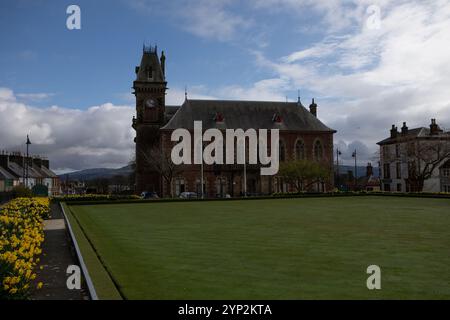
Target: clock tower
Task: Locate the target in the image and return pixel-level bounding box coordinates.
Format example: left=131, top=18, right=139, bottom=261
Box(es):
left=132, top=45, right=167, bottom=194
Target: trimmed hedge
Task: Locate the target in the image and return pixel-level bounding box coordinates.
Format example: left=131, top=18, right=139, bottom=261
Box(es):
left=60, top=191, right=450, bottom=206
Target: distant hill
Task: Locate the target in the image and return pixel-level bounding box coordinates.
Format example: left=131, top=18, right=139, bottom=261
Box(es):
left=59, top=164, right=378, bottom=181
left=337, top=165, right=380, bottom=178
left=58, top=165, right=133, bottom=181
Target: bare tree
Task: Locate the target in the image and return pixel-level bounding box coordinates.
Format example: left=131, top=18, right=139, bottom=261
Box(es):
left=405, top=140, right=450, bottom=192
left=138, top=145, right=182, bottom=198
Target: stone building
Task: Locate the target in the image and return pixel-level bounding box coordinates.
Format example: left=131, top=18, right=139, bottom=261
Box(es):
left=132, top=46, right=336, bottom=197
left=377, top=119, right=450, bottom=192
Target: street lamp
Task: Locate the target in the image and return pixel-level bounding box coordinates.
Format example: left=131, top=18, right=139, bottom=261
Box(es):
left=26, top=135, right=31, bottom=188
left=352, top=149, right=357, bottom=190
left=336, top=148, right=342, bottom=189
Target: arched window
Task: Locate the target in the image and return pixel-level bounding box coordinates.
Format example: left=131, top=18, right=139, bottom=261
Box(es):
left=295, top=139, right=305, bottom=160
left=314, top=139, right=323, bottom=161
left=279, top=140, right=286, bottom=162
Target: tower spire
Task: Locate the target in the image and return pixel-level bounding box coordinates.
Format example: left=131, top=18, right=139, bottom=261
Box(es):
left=185, top=86, right=188, bottom=101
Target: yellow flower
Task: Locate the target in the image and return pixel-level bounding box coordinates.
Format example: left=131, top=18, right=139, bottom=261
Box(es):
left=37, top=282, right=43, bottom=290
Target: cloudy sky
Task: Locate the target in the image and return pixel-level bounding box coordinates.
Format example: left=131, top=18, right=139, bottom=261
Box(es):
left=1, top=0, right=449, bottom=173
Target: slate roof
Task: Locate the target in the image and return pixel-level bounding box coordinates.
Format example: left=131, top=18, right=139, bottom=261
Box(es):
left=161, top=99, right=336, bottom=132
left=0, top=166, right=16, bottom=180
left=377, top=127, right=450, bottom=145
left=39, top=165, right=58, bottom=178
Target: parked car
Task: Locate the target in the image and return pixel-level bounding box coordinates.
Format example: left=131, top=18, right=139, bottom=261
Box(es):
left=140, top=191, right=159, bottom=199
left=179, top=192, right=198, bottom=199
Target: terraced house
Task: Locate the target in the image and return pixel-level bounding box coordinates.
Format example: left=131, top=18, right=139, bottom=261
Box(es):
left=0, top=152, right=61, bottom=196
left=378, top=119, right=450, bottom=192
left=132, top=46, right=336, bottom=197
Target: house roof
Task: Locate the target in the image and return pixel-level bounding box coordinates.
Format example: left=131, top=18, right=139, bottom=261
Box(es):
left=39, top=165, right=58, bottom=178
left=161, top=99, right=336, bottom=132
left=0, top=166, right=16, bottom=180
left=377, top=127, right=450, bottom=145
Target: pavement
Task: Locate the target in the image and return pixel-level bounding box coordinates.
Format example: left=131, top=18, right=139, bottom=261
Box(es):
left=31, top=203, right=89, bottom=300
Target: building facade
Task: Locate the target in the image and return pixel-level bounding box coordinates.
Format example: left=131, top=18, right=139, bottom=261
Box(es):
left=133, top=46, right=336, bottom=197
left=377, top=120, right=450, bottom=192
left=0, top=152, right=61, bottom=196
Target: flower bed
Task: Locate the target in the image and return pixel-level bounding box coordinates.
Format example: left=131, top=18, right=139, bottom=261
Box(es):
left=0, top=197, right=49, bottom=299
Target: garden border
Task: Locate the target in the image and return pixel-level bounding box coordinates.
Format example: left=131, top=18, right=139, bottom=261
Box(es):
left=60, top=202, right=98, bottom=300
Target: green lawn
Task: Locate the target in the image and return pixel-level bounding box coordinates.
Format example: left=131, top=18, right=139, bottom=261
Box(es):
left=67, top=196, right=450, bottom=299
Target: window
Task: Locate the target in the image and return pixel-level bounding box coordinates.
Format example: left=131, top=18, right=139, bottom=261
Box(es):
left=444, top=185, right=450, bottom=193
left=313, top=140, right=323, bottom=161
left=397, top=183, right=402, bottom=192
left=384, top=184, right=391, bottom=192
left=175, top=178, right=185, bottom=196
left=295, top=140, right=305, bottom=160
left=395, top=144, right=400, bottom=158
left=443, top=168, right=450, bottom=177
left=383, top=163, right=391, bottom=179
left=279, top=140, right=286, bottom=162
left=396, top=162, right=401, bottom=179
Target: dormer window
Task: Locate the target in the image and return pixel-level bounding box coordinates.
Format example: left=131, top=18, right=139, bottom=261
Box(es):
left=214, top=112, right=224, bottom=123
left=272, top=113, right=283, bottom=123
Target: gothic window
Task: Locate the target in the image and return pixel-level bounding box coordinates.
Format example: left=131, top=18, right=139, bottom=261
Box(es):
left=279, top=140, right=286, bottom=162
left=295, top=139, right=305, bottom=160
left=313, top=139, right=323, bottom=161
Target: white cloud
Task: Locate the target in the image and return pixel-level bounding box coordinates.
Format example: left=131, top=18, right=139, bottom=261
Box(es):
left=0, top=88, right=135, bottom=172
left=16, top=92, right=55, bottom=101
left=241, top=0, right=450, bottom=163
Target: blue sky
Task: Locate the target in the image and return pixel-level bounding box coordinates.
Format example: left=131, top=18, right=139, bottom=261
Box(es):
left=0, top=0, right=320, bottom=108
left=1, top=0, right=450, bottom=171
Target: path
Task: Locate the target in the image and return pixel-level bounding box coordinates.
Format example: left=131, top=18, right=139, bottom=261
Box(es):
left=31, top=203, right=89, bottom=300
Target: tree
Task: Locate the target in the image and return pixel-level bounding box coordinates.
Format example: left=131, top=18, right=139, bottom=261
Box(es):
left=278, top=160, right=331, bottom=192
left=138, top=145, right=182, bottom=198
left=405, top=140, right=450, bottom=192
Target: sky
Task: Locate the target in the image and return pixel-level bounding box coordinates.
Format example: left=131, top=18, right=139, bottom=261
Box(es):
left=0, top=0, right=450, bottom=173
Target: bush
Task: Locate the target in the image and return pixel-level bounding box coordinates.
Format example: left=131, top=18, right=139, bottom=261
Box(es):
left=11, top=186, right=33, bottom=199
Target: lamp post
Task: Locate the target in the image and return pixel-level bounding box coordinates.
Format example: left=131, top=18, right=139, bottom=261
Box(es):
left=352, top=149, right=357, bottom=190
left=26, top=135, right=31, bottom=188
left=336, top=148, right=342, bottom=189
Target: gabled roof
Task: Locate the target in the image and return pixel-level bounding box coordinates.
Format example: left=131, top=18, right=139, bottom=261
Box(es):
left=161, top=99, right=336, bottom=132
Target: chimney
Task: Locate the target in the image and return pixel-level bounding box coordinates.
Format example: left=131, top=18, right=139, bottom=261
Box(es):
left=429, top=118, right=442, bottom=135
left=0, top=153, right=9, bottom=168
left=401, top=122, right=408, bottom=135
left=160, top=50, right=166, bottom=77
left=32, top=157, right=43, bottom=168
left=390, top=124, right=398, bottom=138
left=366, top=162, right=373, bottom=177
left=309, top=98, right=317, bottom=117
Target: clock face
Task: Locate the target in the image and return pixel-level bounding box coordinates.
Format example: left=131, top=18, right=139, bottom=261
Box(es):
left=145, top=98, right=156, bottom=108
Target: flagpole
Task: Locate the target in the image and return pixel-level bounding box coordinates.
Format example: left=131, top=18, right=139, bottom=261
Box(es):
left=243, top=139, right=247, bottom=197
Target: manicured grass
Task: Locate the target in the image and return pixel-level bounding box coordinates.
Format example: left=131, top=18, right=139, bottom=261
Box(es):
left=63, top=203, right=122, bottom=300
left=68, top=197, right=450, bottom=299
